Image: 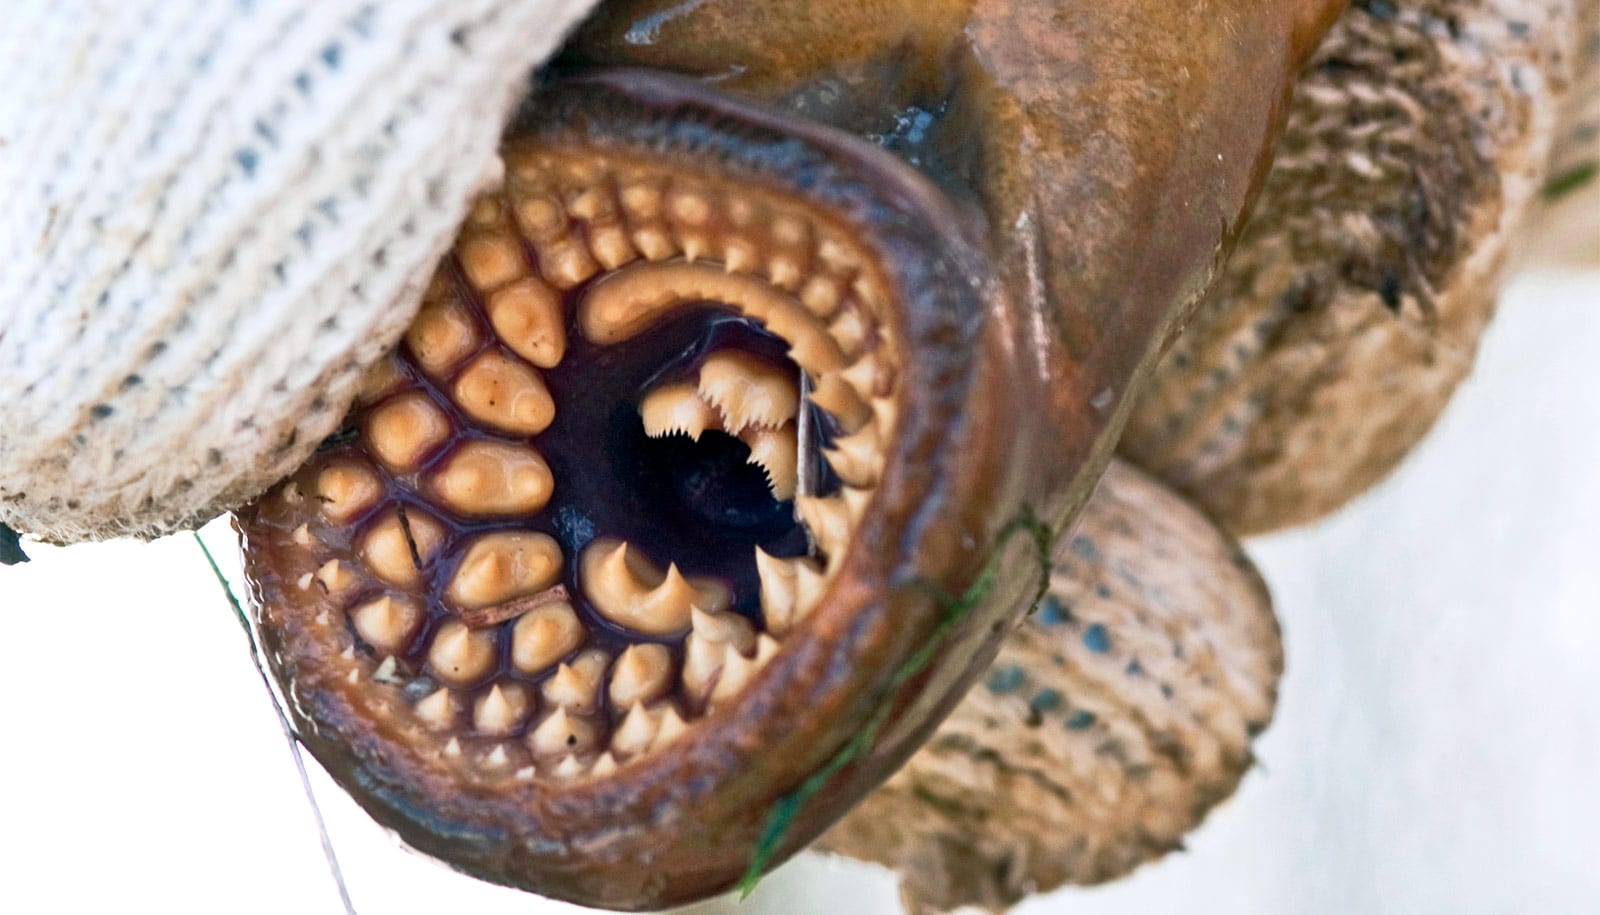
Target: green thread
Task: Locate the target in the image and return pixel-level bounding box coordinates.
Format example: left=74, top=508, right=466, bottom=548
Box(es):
left=737, top=509, right=1053, bottom=896
left=1542, top=160, right=1597, bottom=201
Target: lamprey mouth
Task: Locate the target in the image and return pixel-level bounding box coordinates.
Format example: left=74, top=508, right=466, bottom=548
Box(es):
left=237, top=70, right=1005, bottom=909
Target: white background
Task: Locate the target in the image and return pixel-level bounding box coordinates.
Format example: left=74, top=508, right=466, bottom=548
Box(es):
left=2, top=270, right=1596, bottom=914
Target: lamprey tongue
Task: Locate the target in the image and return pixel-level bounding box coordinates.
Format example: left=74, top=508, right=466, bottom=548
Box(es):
left=238, top=71, right=1004, bottom=909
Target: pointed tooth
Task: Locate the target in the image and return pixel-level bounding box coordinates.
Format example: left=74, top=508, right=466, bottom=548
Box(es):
left=473, top=683, right=530, bottom=736
left=841, top=485, right=872, bottom=520
left=537, top=237, right=600, bottom=289
left=611, top=703, right=660, bottom=758
left=698, top=351, right=800, bottom=433
left=668, top=188, right=713, bottom=226
left=690, top=606, right=756, bottom=654
left=313, top=560, right=356, bottom=596
left=810, top=373, right=871, bottom=432
left=828, top=307, right=867, bottom=356
left=870, top=395, right=898, bottom=437
left=620, top=183, right=662, bottom=219
left=639, top=383, right=718, bottom=440
left=795, top=561, right=829, bottom=619
left=444, top=737, right=462, bottom=757
left=710, top=650, right=758, bottom=705
left=683, top=635, right=728, bottom=705
left=740, top=424, right=798, bottom=502
left=591, top=226, right=637, bottom=271
left=484, top=744, right=511, bottom=768
left=768, top=253, right=803, bottom=290
left=632, top=225, right=677, bottom=261
left=555, top=754, right=585, bottom=778
left=609, top=643, right=673, bottom=708
left=755, top=634, right=781, bottom=665
left=755, top=547, right=799, bottom=635
left=427, top=620, right=498, bottom=688
left=414, top=688, right=457, bottom=730
left=542, top=649, right=608, bottom=712
left=840, top=354, right=883, bottom=399
left=367, top=392, right=452, bottom=473
left=592, top=752, right=619, bottom=777
left=515, top=765, right=537, bottom=782
left=582, top=539, right=730, bottom=635
left=722, top=236, right=759, bottom=274
left=823, top=422, right=882, bottom=486
left=372, top=655, right=402, bottom=685
left=349, top=596, right=423, bottom=654
left=682, top=234, right=708, bottom=263
left=797, top=495, right=852, bottom=558
left=346, top=668, right=361, bottom=685
left=852, top=275, right=887, bottom=312
left=510, top=601, right=583, bottom=674
left=529, top=707, right=597, bottom=756
left=799, top=275, right=843, bottom=318
left=291, top=524, right=313, bottom=547
left=362, top=509, right=444, bottom=589
left=652, top=706, right=689, bottom=749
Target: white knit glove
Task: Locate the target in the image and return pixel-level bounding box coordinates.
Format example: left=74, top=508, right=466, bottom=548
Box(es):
left=0, top=0, right=597, bottom=543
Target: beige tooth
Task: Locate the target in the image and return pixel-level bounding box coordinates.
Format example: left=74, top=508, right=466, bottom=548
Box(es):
left=458, top=233, right=528, bottom=292
left=610, top=703, right=660, bottom=758
left=754, top=633, right=781, bottom=665
left=817, top=233, right=863, bottom=276
left=653, top=706, right=690, bottom=750
left=841, top=485, right=873, bottom=520
left=362, top=508, right=444, bottom=588
left=372, top=655, right=402, bottom=685
left=667, top=187, right=712, bottom=227
left=484, top=744, right=512, bottom=768
left=698, top=351, right=799, bottom=433
left=511, top=193, right=566, bottom=241
left=515, top=765, right=537, bottom=782
left=852, top=274, right=888, bottom=313
left=536, top=237, right=601, bottom=289
left=414, top=688, right=457, bottom=730
left=710, top=649, right=759, bottom=705
left=581, top=539, right=731, bottom=636
left=452, top=351, right=556, bottom=437
left=473, top=683, right=531, bottom=736
left=870, top=395, right=898, bottom=438
left=529, top=707, right=597, bottom=757
left=809, top=374, right=871, bottom=432
left=740, top=425, right=799, bottom=502
left=591, top=752, right=619, bottom=777
left=620, top=183, right=662, bottom=220
left=609, top=643, right=673, bottom=708
left=721, top=236, right=760, bottom=275
left=754, top=547, right=799, bottom=635
left=690, top=606, right=757, bottom=655
left=590, top=224, right=637, bottom=271
left=405, top=300, right=482, bottom=377
left=349, top=595, right=423, bottom=654
left=315, top=461, right=382, bottom=524
left=566, top=187, right=609, bottom=222
left=366, top=392, right=452, bottom=472
left=431, top=441, right=554, bottom=517
left=794, top=561, right=829, bottom=618
left=681, top=233, right=710, bottom=264
left=313, top=559, right=357, bottom=596
left=682, top=634, right=728, bottom=704
left=799, top=275, right=843, bottom=318
left=797, top=495, right=853, bottom=559
left=632, top=225, right=677, bottom=261
left=446, top=531, right=564, bottom=610
left=827, top=307, right=868, bottom=357
left=639, top=383, right=718, bottom=441
left=823, top=423, right=882, bottom=487
left=555, top=755, right=585, bottom=778
left=542, top=649, right=609, bottom=712
left=427, top=620, right=498, bottom=688
left=485, top=278, right=567, bottom=369
left=444, top=737, right=462, bottom=758
left=510, top=601, right=584, bottom=674
left=767, top=253, right=803, bottom=291
left=840, top=353, right=884, bottom=399
left=291, top=524, right=313, bottom=547
left=770, top=213, right=811, bottom=248
left=279, top=480, right=305, bottom=508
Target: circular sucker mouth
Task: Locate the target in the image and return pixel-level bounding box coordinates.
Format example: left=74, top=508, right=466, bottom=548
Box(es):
left=236, top=71, right=1004, bottom=906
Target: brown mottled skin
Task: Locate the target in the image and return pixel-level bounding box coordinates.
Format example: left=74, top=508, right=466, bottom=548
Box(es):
left=247, top=1, right=1348, bottom=909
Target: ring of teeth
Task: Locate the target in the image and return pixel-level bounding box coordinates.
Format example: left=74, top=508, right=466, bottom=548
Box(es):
left=244, top=142, right=907, bottom=783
